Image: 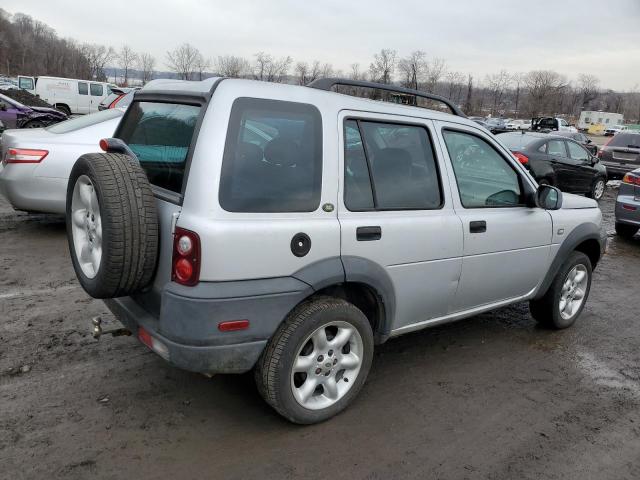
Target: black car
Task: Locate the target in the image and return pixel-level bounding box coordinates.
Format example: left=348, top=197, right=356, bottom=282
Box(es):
left=497, top=131, right=608, bottom=200
left=554, top=131, right=598, bottom=155
left=597, top=132, right=640, bottom=179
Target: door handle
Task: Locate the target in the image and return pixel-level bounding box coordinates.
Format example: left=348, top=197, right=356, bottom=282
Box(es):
left=469, top=220, right=486, bottom=233
left=356, top=226, right=382, bottom=241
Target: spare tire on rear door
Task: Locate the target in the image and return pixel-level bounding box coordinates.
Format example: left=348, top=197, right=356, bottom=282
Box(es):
left=66, top=152, right=159, bottom=298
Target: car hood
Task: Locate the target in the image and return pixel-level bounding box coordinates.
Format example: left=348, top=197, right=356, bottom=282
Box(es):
left=29, top=106, right=66, bottom=117
left=561, top=192, right=598, bottom=209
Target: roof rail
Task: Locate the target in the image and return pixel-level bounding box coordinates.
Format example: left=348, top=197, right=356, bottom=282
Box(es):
left=307, top=77, right=466, bottom=117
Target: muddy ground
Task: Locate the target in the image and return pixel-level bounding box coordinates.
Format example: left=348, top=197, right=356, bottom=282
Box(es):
left=1, top=187, right=639, bottom=480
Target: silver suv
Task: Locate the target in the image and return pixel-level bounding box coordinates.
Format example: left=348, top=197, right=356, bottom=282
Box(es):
left=64, top=77, right=606, bottom=424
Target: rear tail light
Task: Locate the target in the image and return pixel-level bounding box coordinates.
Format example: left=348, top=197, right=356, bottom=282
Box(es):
left=622, top=173, right=640, bottom=186
left=5, top=148, right=48, bottom=164
left=172, top=227, right=201, bottom=286
left=512, top=151, right=529, bottom=165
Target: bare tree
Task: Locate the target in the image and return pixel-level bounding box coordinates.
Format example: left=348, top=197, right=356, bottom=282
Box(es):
left=194, top=53, right=211, bottom=81
left=348, top=63, right=366, bottom=81
left=524, top=70, right=568, bottom=117
left=369, top=49, right=396, bottom=84
left=425, top=57, right=446, bottom=92
left=82, top=44, right=115, bottom=81
left=118, top=45, right=137, bottom=86
left=485, top=70, right=511, bottom=115
left=252, top=52, right=291, bottom=83
left=463, top=74, right=473, bottom=114
left=445, top=71, right=465, bottom=102
left=398, top=50, right=426, bottom=90
left=511, top=72, right=525, bottom=117
left=166, top=43, right=200, bottom=80
left=216, top=55, right=249, bottom=78
left=295, top=61, right=309, bottom=85
left=137, top=52, right=155, bottom=84
left=577, top=73, right=600, bottom=109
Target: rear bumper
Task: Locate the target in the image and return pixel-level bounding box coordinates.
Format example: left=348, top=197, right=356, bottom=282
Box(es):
left=601, top=163, right=635, bottom=179
left=0, top=165, right=66, bottom=213
left=104, top=277, right=312, bottom=374
left=615, top=196, right=640, bottom=225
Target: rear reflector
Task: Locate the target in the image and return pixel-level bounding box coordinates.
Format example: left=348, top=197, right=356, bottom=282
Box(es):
left=138, top=327, right=169, bottom=360
left=5, top=148, right=48, bottom=164
left=218, top=320, right=250, bottom=332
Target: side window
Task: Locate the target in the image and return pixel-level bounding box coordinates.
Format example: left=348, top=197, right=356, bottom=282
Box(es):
left=78, top=82, right=88, bottom=95
left=219, top=98, right=322, bottom=213
left=344, top=120, right=374, bottom=210
left=90, top=84, right=104, bottom=96
left=344, top=120, right=442, bottom=210
left=442, top=130, right=522, bottom=208
left=560, top=119, right=568, bottom=127
left=19, top=77, right=34, bottom=90
left=547, top=140, right=567, bottom=157
left=567, top=141, right=590, bottom=162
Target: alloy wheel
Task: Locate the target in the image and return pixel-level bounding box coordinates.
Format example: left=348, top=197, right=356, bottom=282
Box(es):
left=70, top=175, right=102, bottom=278
left=559, top=264, right=588, bottom=320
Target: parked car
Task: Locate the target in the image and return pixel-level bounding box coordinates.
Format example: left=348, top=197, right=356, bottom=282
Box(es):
left=62, top=77, right=605, bottom=424
left=485, top=117, right=510, bottom=134
left=98, top=87, right=135, bottom=111
left=604, top=124, right=628, bottom=136
left=498, top=131, right=607, bottom=200
left=17, top=75, right=115, bottom=115
left=506, top=119, right=531, bottom=130
left=614, top=168, right=640, bottom=239
left=555, top=131, right=598, bottom=155
left=469, top=116, right=489, bottom=128
left=0, top=108, right=124, bottom=213
left=531, top=117, right=577, bottom=133
left=0, top=92, right=67, bottom=129
left=0, top=81, right=18, bottom=91
left=597, top=132, right=640, bottom=179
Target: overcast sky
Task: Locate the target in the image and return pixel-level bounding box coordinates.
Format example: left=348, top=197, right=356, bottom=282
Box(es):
left=4, top=0, right=640, bottom=90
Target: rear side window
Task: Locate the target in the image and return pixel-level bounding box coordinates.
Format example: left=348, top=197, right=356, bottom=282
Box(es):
left=344, top=120, right=442, bottom=210
left=219, top=98, right=322, bottom=213
left=117, top=102, right=201, bottom=193
left=546, top=140, right=567, bottom=156
left=78, top=82, right=88, bottom=95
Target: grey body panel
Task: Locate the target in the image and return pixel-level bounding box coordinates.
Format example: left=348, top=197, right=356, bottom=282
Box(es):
left=615, top=181, right=640, bottom=226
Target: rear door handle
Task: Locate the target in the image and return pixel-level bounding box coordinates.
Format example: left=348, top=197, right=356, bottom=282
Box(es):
left=356, top=226, right=382, bottom=241
left=469, top=220, right=486, bottom=233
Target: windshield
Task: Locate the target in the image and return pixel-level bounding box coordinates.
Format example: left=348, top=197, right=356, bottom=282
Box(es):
left=608, top=133, right=640, bottom=149
left=46, top=109, right=123, bottom=134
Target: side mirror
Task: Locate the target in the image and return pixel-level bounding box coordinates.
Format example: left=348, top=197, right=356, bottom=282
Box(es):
left=590, top=156, right=599, bottom=165
left=586, top=138, right=592, bottom=144
left=536, top=184, right=563, bottom=210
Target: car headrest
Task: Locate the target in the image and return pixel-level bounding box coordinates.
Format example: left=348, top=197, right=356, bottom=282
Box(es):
left=264, top=137, right=300, bottom=167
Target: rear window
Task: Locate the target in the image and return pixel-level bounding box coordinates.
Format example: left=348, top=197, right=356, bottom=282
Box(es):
left=219, top=98, right=322, bottom=213
left=46, top=108, right=122, bottom=134
left=497, top=133, right=539, bottom=150
left=117, top=102, right=201, bottom=193
left=608, top=133, right=640, bottom=149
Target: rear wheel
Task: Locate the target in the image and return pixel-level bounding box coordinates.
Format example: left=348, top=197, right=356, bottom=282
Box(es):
left=615, top=222, right=638, bottom=239
left=530, top=251, right=592, bottom=329
left=255, top=297, right=374, bottom=424
left=66, top=153, right=158, bottom=298
left=587, top=177, right=606, bottom=200
left=55, top=104, right=71, bottom=116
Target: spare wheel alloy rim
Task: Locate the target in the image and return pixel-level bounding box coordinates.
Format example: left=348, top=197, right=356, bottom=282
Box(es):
left=290, top=321, right=364, bottom=410
left=71, top=175, right=102, bottom=279
left=559, top=264, right=588, bottom=320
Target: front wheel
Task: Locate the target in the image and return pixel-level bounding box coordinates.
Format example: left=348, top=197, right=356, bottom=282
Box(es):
left=255, top=297, right=374, bottom=424
left=530, top=251, right=592, bottom=329
left=587, top=177, right=606, bottom=200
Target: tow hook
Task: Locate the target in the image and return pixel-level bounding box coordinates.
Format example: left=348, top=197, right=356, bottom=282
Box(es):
left=92, top=317, right=131, bottom=340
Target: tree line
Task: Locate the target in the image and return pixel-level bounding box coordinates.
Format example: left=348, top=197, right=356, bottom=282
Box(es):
left=1, top=9, right=638, bottom=122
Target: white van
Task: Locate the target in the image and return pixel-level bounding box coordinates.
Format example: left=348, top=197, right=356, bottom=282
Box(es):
left=17, top=76, right=115, bottom=115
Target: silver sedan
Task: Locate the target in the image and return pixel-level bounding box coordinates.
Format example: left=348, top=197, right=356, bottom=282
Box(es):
left=0, top=108, right=123, bottom=214
left=615, top=168, right=640, bottom=239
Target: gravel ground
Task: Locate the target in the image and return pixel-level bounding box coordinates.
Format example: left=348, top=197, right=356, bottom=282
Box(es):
left=1, top=187, right=639, bottom=480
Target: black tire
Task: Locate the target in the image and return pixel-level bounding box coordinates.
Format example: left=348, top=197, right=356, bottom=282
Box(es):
left=255, top=296, right=374, bottom=424
left=55, top=104, right=71, bottom=116
left=24, top=120, right=45, bottom=129
left=66, top=153, right=158, bottom=298
left=529, top=251, right=592, bottom=329
left=587, top=177, right=606, bottom=200
left=615, top=222, right=638, bottom=239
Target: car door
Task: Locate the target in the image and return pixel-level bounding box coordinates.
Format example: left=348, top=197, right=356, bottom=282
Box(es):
left=338, top=111, right=463, bottom=331
left=545, top=139, right=577, bottom=191
left=436, top=123, right=552, bottom=311
left=77, top=82, right=90, bottom=114
left=566, top=140, right=596, bottom=191
left=0, top=97, right=18, bottom=128
left=89, top=83, right=105, bottom=113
